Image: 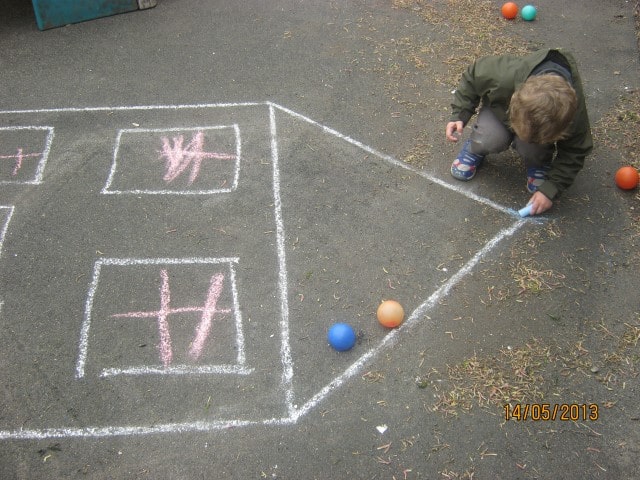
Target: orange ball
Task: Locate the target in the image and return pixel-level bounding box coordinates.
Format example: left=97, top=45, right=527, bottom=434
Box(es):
left=377, top=300, right=405, bottom=328
left=615, top=166, right=639, bottom=190
left=501, top=2, right=519, bottom=19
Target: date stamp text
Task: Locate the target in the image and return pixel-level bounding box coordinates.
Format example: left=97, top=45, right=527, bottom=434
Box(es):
left=504, top=403, right=599, bottom=422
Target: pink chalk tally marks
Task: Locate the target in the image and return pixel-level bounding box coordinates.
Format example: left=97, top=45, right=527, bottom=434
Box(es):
left=159, top=131, right=236, bottom=185
left=111, top=269, right=231, bottom=368
left=188, top=273, right=226, bottom=360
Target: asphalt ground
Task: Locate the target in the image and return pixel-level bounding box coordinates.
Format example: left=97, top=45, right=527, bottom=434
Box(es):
left=0, top=1, right=639, bottom=479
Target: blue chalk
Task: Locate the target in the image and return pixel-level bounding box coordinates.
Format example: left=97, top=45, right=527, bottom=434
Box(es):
left=518, top=205, right=533, bottom=217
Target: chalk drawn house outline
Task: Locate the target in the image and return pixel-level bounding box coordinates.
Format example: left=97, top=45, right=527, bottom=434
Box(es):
left=0, top=102, right=529, bottom=440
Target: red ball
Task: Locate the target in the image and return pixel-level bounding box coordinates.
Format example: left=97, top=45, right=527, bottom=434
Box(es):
left=615, top=166, right=639, bottom=190
left=501, top=2, right=519, bottom=19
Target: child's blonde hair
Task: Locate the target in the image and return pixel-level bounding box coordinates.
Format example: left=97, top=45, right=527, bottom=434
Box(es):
left=509, top=74, right=578, bottom=144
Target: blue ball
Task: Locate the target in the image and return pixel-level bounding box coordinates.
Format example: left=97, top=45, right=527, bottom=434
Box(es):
left=327, top=323, right=356, bottom=351
left=521, top=5, right=537, bottom=21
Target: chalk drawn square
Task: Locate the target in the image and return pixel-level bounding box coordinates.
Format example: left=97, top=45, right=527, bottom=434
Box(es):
left=103, top=125, right=241, bottom=195
left=0, top=126, right=54, bottom=184
left=76, top=257, right=253, bottom=378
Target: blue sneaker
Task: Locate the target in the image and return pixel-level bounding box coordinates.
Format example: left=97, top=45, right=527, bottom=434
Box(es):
left=526, top=165, right=550, bottom=193
left=451, top=140, right=484, bottom=181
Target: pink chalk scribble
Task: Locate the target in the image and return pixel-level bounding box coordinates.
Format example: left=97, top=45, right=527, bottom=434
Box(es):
left=188, top=273, right=225, bottom=360
left=111, top=269, right=231, bottom=367
left=0, top=148, right=41, bottom=176
left=159, top=131, right=236, bottom=185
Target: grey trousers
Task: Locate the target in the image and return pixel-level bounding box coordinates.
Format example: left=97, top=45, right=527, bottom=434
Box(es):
left=467, top=107, right=554, bottom=168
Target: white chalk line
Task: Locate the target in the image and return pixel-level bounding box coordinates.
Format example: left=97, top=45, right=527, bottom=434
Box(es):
left=0, top=102, right=267, bottom=115
left=98, top=257, right=240, bottom=266
left=103, top=128, right=129, bottom=194
left=102, top=124, right=241, bottom=195
left=0, top=102, right=534, bottom=440
left=115, top=126, right=237, bottom=133
left=0, top=126, right=54, bottom=185
left=100, top=364, right=254, bottom=378
left=0, top=419, right=270, bottom=441
left=231, top=123, right=242, bottom=193
left=229, top=262, right=248, bottom=366
left=269, top=104, right=296, bottom=417
left=0, top=205, right=15, bottom=259
left=269, top=103, right=519, bottom=217
left=102, top=188, right=237, bottom=195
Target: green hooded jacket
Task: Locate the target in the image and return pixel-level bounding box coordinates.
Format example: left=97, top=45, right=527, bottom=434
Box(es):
left=450, top=49, right=593, bottom=200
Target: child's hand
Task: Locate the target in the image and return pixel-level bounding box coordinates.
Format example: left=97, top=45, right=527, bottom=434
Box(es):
left=528, top=191, right=553, bottom=215
left=446, top=121, right=464, bottom=142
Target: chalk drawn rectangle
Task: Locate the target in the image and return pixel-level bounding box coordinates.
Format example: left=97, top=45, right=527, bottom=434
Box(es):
left=76, top=257, right=252, bottom=379
left=0, top=126, right=54, bottom=184
left=102, top=125, right=241, bottom=195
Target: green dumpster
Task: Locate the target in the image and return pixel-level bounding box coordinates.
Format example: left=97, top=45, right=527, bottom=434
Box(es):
left=31, top=0, right=156, bottom=30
